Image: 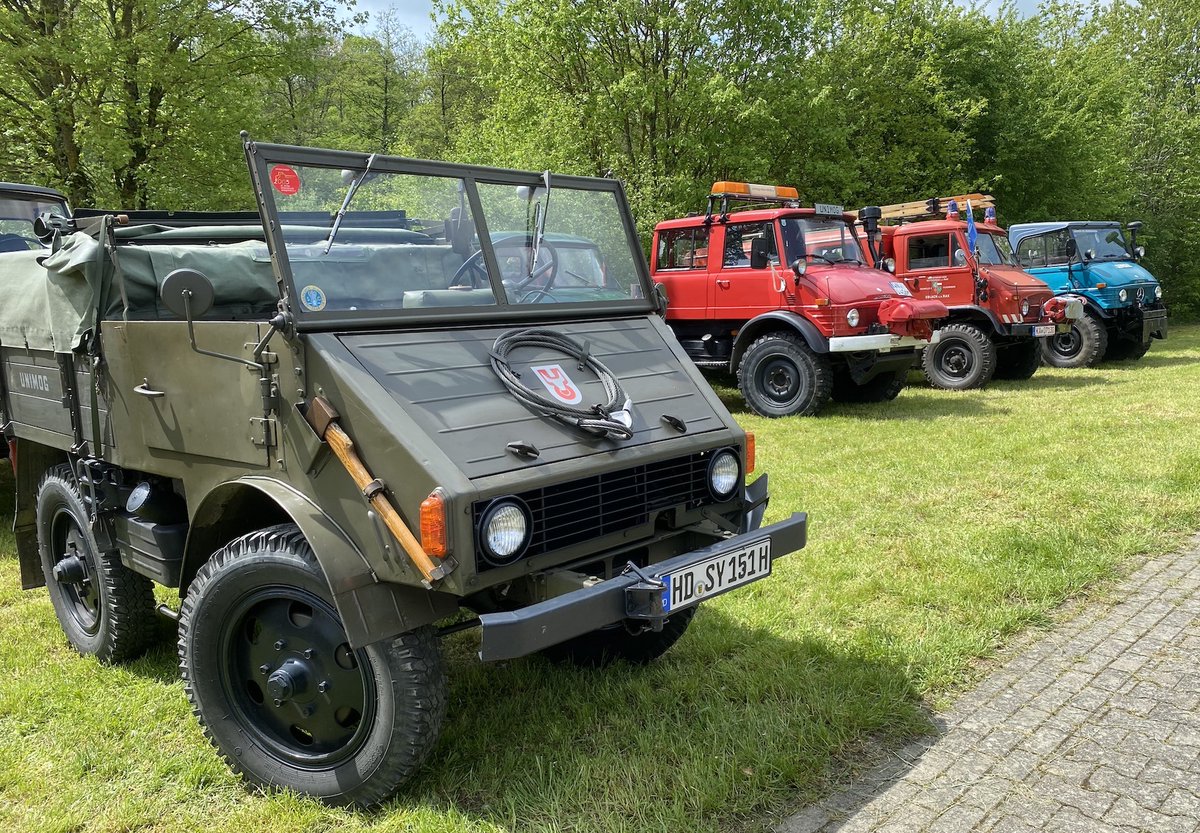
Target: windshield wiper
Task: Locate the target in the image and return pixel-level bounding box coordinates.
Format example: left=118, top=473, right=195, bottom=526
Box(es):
left=527, top=171, right=552, bottom=282
left=324, top=153, right=376, bottom=254
left=810, top=253, right=839, bottom=265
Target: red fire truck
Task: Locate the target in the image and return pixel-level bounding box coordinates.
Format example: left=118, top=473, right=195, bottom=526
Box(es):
left=650, top=182, right=946, bottom=417
left=868, top=195, right=1082, bottom=390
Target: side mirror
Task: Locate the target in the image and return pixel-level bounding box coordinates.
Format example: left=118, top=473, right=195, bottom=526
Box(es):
left=1105, top=230, right=1121, bottom=245
left=884, top=257, right=896, bottom=274
left=160, top=268, right=215, bottom=320
left=953, top=249, right=968, bottom=267
left=749, top=238, right=770, bottom=270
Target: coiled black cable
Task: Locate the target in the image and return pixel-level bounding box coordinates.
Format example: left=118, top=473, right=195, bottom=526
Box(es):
left=490, top=327, right=634, bottom=440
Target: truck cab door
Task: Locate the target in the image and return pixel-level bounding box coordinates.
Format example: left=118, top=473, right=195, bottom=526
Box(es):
left=713, top=221, right=783, bottom=318
left=653, top=226, right=713, bottom=319
left=899, top=231, right=968, bottom=306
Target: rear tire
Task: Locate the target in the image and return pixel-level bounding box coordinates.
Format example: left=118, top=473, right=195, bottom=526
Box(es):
left=737, top=333, right=832, bottom=417
left=179, top=524, right=446, bottom=807
left=1040, top=315, right=1107, bottom=368
left=36, top=464, right=157, bottom=662
left=921, top=323, right=997, bottom=390
left=541, top=607, right=696, bottom=668
left=829, top=369, right=907, bottom=403
left=992, top=339, right=1041, bottom=381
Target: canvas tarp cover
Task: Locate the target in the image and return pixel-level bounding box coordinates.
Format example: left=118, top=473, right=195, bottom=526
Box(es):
left=0, top=233, right=281, bottom=353
left=0, top=233, right=99, bottom=352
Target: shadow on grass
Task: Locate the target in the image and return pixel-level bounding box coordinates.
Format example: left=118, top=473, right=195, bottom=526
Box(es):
left=1104, top=353, right=1197, bottom=370
left=991, top=373, right=1100, bottom=391
left=364, top=607, right=933, bottom=831
left=714, top=388, right=1003, bottom=421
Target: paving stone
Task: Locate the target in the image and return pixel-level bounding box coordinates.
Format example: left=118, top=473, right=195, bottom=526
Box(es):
left=778, top=536, right=1200, bottom=833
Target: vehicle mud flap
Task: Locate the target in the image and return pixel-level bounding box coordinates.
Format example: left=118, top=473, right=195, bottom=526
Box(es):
left=741, top=473, right=769, bottom=533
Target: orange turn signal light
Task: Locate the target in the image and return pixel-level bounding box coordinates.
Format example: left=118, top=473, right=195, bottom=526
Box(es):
left=745, top=432, right=756, bottom=474
left=419, top=489, right=449, bottom=558
left=813, top=297, right=830, bottom=306
left=1095, top=283, right=1107, bottom=289
left=711, top=181, right=799, bottom=200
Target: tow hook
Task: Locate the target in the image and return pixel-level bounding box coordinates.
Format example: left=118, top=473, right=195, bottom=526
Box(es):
left=52, top=554, right=88, bottom=585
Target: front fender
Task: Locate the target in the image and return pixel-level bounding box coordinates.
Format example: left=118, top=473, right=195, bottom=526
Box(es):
left=184, top=477, right=456, bottom=648
left=730, top=311, right=830, bottom=372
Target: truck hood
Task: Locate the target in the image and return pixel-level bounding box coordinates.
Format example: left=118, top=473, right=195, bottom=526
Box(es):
left=982, top=264, right=1051, bottom=292
left=337, top=317, right=730, bottom=480
left=808, top=263, right=908, bottom=304
left=1085, top=260, right=1158, bottom=287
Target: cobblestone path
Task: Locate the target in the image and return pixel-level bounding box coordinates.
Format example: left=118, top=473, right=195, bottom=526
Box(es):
left=781, top=538, right=1200, bottom=833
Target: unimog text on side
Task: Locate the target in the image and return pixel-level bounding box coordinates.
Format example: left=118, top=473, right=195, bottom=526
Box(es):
left=0, top=140, right=807, bottom=806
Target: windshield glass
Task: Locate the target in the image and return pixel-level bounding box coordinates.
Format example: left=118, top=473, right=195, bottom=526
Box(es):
left=975, top=232, right=1016, bottom=266
left=779, top=217, right=864, bottom=265
left=1071, top=225, right=1129, bottom=260
left=0, top=195, right=68, bottom=250
left=258, top=159, right=645, bottom=317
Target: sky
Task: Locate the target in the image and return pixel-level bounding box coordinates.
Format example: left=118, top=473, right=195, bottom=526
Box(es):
left=351, top=0, right=1044, bottom=40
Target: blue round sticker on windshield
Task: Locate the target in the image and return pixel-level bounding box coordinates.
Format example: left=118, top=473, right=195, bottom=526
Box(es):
left=301, top=285, right=326, bottom=311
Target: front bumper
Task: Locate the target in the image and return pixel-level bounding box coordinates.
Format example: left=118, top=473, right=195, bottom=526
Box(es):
left=477, top=478, right=805, bottom=661
left=1140, top=306, right=1168, bottom=341
left=828, top=333, right=937, bottom=353
left=1009, top=321, right=1071, bottom=338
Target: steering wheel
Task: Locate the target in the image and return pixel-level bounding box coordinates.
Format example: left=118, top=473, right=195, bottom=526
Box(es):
left=448, top=248, right=489, bottom=289
left=508, top=241, right=559, bottom=292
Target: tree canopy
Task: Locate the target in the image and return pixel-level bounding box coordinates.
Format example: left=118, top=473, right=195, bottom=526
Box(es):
left=1, top=0, right=1196, bottom=313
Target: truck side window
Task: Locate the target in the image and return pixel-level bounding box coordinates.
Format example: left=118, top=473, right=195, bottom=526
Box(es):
left=657, top=228, right=709, bottom=269
left=1017, top=236, right=1047, bottom=268
left=908, top=235, right=951, bottom=269
left=723, top=222, right=779, bottom=268
left=1046, top=230, right=1073, bottom=266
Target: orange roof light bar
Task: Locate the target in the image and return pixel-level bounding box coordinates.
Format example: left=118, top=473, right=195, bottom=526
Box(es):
left=711, top=181, right=799, bottom=201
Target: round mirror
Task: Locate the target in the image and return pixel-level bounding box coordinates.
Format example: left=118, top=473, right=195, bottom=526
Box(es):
left=160, top=268, right=215, bottom=319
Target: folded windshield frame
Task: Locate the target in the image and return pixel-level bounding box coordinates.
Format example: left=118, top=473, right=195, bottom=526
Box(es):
left=243, top=139, right=655, bottom=330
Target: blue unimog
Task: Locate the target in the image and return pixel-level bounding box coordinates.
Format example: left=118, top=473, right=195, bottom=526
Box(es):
left=1009, top=221, right=1167, bottom=367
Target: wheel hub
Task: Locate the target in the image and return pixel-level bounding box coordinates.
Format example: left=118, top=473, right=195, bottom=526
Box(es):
left=266, top=658, right=310, bottom=706
left=53, top=553, right=88, bottom=585
left=942, top=346, right=971, bottom=376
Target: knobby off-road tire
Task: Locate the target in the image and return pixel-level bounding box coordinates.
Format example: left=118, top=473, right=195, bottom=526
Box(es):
left=36, top=464, right=157, bottom=662
left=829, top=368, right=907, bottom=403
left=921, top=323, right=997, bottom=390
left=737, top=332, right=833, bottom=417
left=1040, top=314, right=1108, bottom=368
left=179, top=524, right=446, bottom=807
left=541, top=606, right=697, bottom=668
left=992, top=338, right=1041, bottom=381
left=1104, top=337, right=1152, bottom=362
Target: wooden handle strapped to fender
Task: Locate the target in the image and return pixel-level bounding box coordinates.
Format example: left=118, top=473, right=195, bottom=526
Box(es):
left=305, top=397, right=454, bottom=585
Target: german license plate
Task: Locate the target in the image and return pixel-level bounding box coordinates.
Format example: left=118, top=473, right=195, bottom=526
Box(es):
left=661, top=539, right=771, bottom=612
left=1032, top=324, right=1055, bottom=337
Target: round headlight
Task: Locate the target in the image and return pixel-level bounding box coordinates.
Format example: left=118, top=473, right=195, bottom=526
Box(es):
left=478, top=499, right=530, bottom=565
left=1118, top=289, right=1128, bottom=302
left=708, top=449, right=740, bottom=500
left=1155, top=285, right=1163, bottom=299
left=1020, top=298, right=1030, bottom=316
left=846, top=308, right=861, bottom=327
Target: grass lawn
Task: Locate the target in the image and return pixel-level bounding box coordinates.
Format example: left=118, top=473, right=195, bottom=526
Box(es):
left=2, top=326, right=1198, bottom=833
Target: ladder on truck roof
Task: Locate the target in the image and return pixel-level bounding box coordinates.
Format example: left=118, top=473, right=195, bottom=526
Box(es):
left=873, top=193, right=996, bottom=223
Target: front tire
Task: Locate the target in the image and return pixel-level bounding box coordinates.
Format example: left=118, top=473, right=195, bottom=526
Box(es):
left=1040, top=315, right=1108, bottom=368
left=921, top=323, right=997, bottom=390
left=37, top=464, right=157, bottom=662
left=737, top=333, right=832, bottom=417
left=179, top=525, right=446, bottom=807
left=1104, top=337, right=1152, bottom=361
left=992, top=339, right=1041, bottom=381
left=541, top=607, right=696, bottom=667
left=829, top=368, right=906, bottom=403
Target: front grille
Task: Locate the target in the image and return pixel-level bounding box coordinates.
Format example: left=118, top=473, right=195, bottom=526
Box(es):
left=472, top=450, right=725, bottom=570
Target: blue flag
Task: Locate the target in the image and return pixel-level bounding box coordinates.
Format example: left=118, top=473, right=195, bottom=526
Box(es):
left=965, top=199, right=978, bottom=252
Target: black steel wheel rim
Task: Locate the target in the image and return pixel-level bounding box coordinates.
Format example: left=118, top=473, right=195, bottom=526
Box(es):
left=758, top=356, right=806, bottom=407
left=220, top=586, right=376, bottom=769
left=51, top=509, right=101, bottom=635
left=1050, top=328, right=1082, bottom=359
left=938, top=341, right=974, bottom=379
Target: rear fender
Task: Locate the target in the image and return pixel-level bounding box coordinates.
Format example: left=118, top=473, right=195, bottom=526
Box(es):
left=11, top=440, right=70, bottom=590
left=730, top=311, right=830, bottom=372
left=183, top=478, right=456, bottom=648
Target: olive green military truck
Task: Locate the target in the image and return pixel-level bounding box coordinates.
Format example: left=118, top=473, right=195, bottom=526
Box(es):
left=0, top=138, right=807, bottom=806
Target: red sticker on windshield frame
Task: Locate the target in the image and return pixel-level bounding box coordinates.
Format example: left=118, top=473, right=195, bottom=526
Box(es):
left=269, top=165, right=301, bottom=196
left=530, top=364, right=583, bottom=405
